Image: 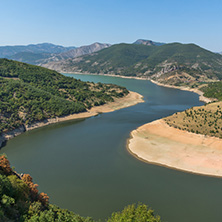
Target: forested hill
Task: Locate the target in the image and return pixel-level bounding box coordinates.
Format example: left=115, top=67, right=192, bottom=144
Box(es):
left=0, top=59, right=128, bottom=135
left=44, top=43, right=222, bottom=87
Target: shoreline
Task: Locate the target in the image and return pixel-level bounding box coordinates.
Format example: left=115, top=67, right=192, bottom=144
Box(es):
left=150, top=80, right=215, bottom=103
left=63, top=71, right=148, bottom=81
left=62, top=71, right=214, bottom=103
left=0, top=91, right=144, bottom=148
left=127, top=119, right=222, bottom=178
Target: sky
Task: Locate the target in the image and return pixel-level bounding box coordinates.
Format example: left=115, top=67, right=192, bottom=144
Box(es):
left=0, top=0, right=221, bottom=52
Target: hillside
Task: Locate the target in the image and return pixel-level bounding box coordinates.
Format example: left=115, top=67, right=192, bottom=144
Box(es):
left=164, top=102, right=222, bottom=138
left=43, top=43, right=222, bottom=88
left=0, top=154, right=94, bottom=221
left=0, top=59, right=128, bottom=137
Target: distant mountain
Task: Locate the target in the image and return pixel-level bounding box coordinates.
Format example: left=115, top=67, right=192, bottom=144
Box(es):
left=8, top=52, right=53, bottom=65
left=0, top=43, right=76, bottom=58
left=5, top=42, right=110, bottom=65
left=133, top=39, right=165, bottom=46
left=44, top=42, right=222, bottom=86
left=40, top=42, right=111, bottom=64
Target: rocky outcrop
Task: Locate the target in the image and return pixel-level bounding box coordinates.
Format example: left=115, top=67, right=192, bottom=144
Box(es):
left=133, top=39, right=165, bottom=46
left=0, top=125, right=26, bottom=148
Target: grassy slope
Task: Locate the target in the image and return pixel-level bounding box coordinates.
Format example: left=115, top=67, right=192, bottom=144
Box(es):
left=164, top=102, right=222, bottom=138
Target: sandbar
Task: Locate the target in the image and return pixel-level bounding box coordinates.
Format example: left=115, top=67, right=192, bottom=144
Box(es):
left=26, top=90, right=144, bottom=131
left=128, top=119, right=222, bottom=177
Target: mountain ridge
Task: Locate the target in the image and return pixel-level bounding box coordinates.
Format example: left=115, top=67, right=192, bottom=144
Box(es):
left=0, top=43, right=76, bottom=58
left=42, top=42, right=222, bottom=88
left=6, top=42, right=111, bottom=65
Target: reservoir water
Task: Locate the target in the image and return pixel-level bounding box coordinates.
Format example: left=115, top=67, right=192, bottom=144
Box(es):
left=2, top=74, right=222, bottom=221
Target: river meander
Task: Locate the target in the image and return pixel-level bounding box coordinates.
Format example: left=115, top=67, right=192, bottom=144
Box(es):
left=2, top=74, right=222, bottom=221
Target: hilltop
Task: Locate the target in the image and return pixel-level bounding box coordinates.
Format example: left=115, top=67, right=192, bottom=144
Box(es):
left=43, top=42, right=222, bottom=89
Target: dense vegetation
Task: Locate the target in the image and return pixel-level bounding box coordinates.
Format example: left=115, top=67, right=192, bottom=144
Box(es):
left=0, top=154, right=161, bottom=221
left=0, top=59, right=128, bottom=135
left=202, top=81, right=222, bottom=101
left=107, top=203, right=161, bottom=222
left=164, top=102, right=222, bottom=138
left=48, top=43, right=222, bottom=87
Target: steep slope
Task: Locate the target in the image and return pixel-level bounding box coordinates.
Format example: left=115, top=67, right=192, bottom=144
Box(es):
left=45, top=43, right=222, bottom=87
left=0, top=154, right=94, bottom=221
left=41, top=42, right=111, bottom=65
left=0, top=154, right=161, bottom=221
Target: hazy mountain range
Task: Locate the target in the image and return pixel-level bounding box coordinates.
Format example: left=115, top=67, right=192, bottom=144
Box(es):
left=0, top=43, right=76, bottom=58
left=0, top=40, right=163, bottom=65
left=0, top=42, right=110, bottom=65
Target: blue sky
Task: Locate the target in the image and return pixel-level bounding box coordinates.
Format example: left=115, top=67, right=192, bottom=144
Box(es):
left=0, top=0, right=221, bottom=52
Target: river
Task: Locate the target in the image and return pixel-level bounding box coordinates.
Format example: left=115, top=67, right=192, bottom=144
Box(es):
left=2, top=74, right=222, bottom=221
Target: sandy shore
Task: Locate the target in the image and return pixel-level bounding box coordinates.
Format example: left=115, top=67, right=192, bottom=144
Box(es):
left=128, top=119, right=222, bottom=177
left=26, top=91, right=144, bottom=131
left=0, top=91, right=144, bottom=147
left=63, top=71, right=148, bottom=80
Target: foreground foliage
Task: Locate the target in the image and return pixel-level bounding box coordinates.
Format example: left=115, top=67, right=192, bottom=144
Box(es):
left=0, top=59, right=128, bottom=135
left=107, top=203, right=161, bottom=222
left=0, top=154, right=161, bottom=221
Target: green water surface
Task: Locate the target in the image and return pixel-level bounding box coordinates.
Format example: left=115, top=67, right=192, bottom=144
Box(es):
left=2, top=74, right=222, bottom=222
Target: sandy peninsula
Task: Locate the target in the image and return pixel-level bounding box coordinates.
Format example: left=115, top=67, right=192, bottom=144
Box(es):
left=0, top=91, right=144, bottom=147
left=128, top=119, right=222, bottom=177
left=26, top=90, right=144, bottom=131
